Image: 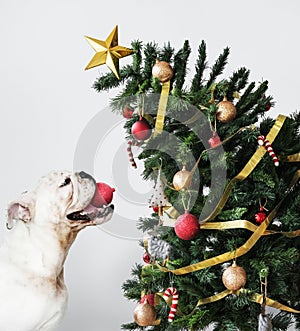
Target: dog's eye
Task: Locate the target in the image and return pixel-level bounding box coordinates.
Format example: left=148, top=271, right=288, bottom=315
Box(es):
left=59, top=177, right=71, bottom=188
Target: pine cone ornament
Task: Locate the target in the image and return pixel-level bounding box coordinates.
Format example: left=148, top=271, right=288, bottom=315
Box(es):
left=148, top=236, right=172, bottom=259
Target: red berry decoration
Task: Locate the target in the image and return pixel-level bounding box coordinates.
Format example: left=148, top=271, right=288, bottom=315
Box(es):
left=208, top=131, right=221, bottom=148
left=123, top=106, right=134, bottom=119
left=91, top=182, right=115, bottom=207
left=131, top=116, right=152, bottom=141
left=174, top=211, right=200, bottom=240
left=255, top=207, right=267, bottom=224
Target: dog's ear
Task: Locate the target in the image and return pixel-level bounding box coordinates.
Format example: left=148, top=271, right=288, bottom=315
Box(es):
left=7, top=191, right=36, bottom=229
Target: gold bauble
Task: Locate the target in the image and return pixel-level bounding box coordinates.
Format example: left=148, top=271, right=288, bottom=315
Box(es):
left=133, top=301, right=157, bottom=326
left=216, top=96, right=237, bottom=123
left=172, top=165, right=192, bottom=191
left=222, top=261, right=247, bottom=291
left=152, top=59, right=173, bottom=83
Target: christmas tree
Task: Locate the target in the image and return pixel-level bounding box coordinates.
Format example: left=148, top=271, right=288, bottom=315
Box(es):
left=87, top=33, right=300, bottom=330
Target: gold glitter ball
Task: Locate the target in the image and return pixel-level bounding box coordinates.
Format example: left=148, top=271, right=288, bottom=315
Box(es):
left=133, top=301, right=157, bottom=326
left=222, top=261, right=247, bottom=291
left=152, top=59, right=173, bottom=83
left=216, top=96, right=237, bottom=123
left=173, top=165, right=192, bottom=191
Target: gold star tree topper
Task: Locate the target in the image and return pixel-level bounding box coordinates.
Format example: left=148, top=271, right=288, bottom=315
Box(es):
left=84, top=25, right=134, bottom=79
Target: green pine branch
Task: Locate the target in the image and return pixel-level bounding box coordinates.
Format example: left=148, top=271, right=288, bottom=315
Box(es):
left=90, top=38, right=300, bottom=331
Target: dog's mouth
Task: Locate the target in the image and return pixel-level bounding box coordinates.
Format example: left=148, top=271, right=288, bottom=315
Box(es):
left=66, top=204, right=114, bottom=225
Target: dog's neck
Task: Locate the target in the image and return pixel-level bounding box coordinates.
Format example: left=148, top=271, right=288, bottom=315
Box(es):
left=0, top=221, right=78, bottom=280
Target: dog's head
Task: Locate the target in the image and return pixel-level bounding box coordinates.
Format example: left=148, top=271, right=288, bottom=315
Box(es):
left=7, top=171, right=114, bottom=231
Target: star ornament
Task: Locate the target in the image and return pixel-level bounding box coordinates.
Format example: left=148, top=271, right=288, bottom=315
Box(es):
left=84, top=25, right=134, bottom=79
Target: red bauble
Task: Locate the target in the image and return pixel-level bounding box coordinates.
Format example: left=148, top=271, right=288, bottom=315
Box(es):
left=152, top=206, right=159, bottom=213
left=123, top=106, right=134, bottom=119
left=208, top=131, right=221, bottom=148
left=265, top=103, right=271, bottom=111
left=254, top=207, right=267, bottom=224
left=131, top=117, right=152, bottom=141
left=255, top=211, right=266, bottom=224
left=143, top=252, right=151, bottom=264
left=263, top=95, right=272, bottom=111
left=174, top=211, right=200, bottom=240
left=91, top=182, right=115, bottom=207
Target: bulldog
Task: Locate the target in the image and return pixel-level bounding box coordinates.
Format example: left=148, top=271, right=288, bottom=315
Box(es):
left=0, top=171, right=114, bottom=331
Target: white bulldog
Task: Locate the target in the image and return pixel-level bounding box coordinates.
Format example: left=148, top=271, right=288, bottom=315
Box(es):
left=0, top=171, right=114, bottom=331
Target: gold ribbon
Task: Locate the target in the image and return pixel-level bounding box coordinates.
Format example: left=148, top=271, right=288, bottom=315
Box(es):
left=253, top=292, right=300, bottom=314
left=200, top=114, right=286, bottom=223
left=193, top=289, right=232, bottom=309
left=190, top=289, right=300, bottom=314
left=201, top=217, right=300, bottom=238
left=156, top=168, right=299, bottom=276
left=153, top=81, right=170, bottom=137
left=157, top=208, right=277, bottom=275
left=164, top=115, right=287, bottom=222
left=155, top=287, right=300, bottom=322
left=279, top=153, right=300, bottom=162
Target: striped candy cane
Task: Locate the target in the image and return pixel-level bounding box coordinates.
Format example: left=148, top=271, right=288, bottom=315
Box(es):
left=127, top=140, right=142, bottom=168
left=257, top=135, right=279, bottom=167
left=163, top=287, right=178, bottom=322
left=257, top=135, right=265, bottom=146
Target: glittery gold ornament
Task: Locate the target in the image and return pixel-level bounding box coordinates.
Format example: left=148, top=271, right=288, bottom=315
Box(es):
left=222, top=261, right=247, bottom=291
left=216, top=96, right=237, bottom=123
left=152, top=59, right=173, bottom=83
left=133, top=300, right=157, bottom=326
left=172, top=165, right=192, bottom=191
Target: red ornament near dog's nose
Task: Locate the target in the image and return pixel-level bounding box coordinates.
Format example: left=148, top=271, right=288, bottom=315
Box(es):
left=91, top=182, right=115, bottom=207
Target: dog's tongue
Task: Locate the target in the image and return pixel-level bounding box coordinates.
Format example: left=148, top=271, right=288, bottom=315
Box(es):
left=91, top=182, right=115, bottom=207
left=83, top=204, right=98, bottom=213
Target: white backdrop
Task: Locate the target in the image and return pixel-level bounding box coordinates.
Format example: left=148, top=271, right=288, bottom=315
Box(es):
left=0, top=1, right=299, bottom=330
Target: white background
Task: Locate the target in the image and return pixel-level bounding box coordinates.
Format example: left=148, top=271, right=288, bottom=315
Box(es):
left=0, top=0, right=299, bottom=330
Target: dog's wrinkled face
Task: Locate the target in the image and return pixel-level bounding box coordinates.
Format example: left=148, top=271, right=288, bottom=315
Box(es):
left=7, top=171, right=114, bottom=230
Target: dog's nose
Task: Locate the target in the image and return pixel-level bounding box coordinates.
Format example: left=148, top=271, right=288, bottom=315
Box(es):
left=79, top=171, right=95, bottom=181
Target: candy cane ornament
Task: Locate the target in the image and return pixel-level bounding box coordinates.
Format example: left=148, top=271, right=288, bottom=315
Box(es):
left=257, top=135, right=279, bottom=167
left=127, top=140, right=142, bottom=169
left=163, top=287, right=179, bottom=322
